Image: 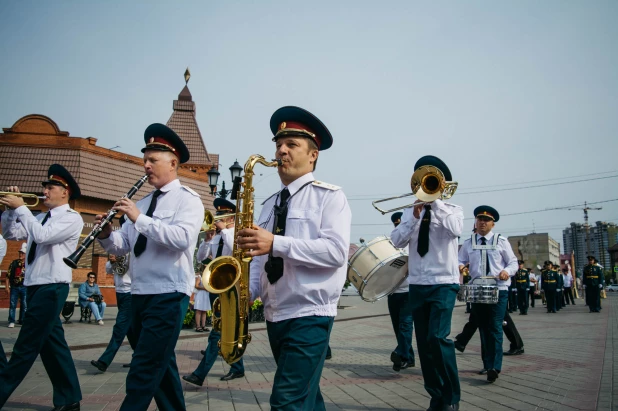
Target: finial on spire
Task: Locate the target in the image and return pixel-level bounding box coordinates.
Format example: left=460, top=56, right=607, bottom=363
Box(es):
left=184, top=67, right=191, bottom=85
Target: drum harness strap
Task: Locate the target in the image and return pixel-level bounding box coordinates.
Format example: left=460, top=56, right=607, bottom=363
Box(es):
left=470, top=233, right=500, bottom=277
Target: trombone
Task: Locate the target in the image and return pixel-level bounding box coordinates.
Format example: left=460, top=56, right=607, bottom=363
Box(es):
left=372, top=165, right=458, bottom=215
left=202, top=209, right=235, bottom=232
left=0, top=192, right=45, bottom=208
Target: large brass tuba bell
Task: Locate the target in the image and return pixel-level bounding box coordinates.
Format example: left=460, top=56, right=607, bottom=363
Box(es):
left=372, top=165, right=458, bottom=214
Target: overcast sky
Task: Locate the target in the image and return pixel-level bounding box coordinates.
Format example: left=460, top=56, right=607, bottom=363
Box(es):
left=1, top=1, right=616, bottom=251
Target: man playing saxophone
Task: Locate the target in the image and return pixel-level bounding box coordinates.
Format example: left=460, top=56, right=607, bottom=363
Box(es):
left=94, top=124, right=203, bottom=411
left=183, top=198, right=246, bottom=385
left=237, top=106, right=351, bottom=411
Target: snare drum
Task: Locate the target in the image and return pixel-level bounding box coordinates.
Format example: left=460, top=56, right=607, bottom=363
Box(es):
left=347, top=236, right=408, bottom=302
left=460, top=276, right=499, bottom=304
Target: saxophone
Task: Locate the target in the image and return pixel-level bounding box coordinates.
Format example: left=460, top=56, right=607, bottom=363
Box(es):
left=201, top=154, right=281, bottom=364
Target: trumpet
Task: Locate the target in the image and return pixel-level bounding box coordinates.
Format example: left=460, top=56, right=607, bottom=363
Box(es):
left=201, top=209, right=235, bottom=232
left=372, top=165, right=458, bottom=215
left=0, top=192, right=46, bottom=208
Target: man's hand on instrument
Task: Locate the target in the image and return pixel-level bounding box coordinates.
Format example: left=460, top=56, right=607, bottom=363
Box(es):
left=237, top=225, right=274, bottom=257
left=113, top=198, right=140, bottom=223
left=0, top=186, right=25, bottom=209
left=412, top=200, right=424, bottom=219
left=458, top=265, right=466, bottom=274
left=94, top=213, right=114, bottom=239
left=498, top=270, right=510, bottom=281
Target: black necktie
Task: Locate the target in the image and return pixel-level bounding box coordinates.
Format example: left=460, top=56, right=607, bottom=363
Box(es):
left=480, top=237, right=490, bottom=274
left=27, top=211, right=51, bottom=265
left=266, top=188, right=290, bottom=284
left=133, top=189, right=162, bottom=257
left=417, top=204, right=431, bottom=257
left=216, top=236, right=224, bottom=258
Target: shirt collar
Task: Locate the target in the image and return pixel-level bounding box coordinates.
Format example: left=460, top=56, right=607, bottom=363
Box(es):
left=157, top=178, right=180, bottom=194
left=48, top=203, right=70, bottom=214
left=281, top=172, right=314, bottom=197
left=477, top=231, right=494, bottom=242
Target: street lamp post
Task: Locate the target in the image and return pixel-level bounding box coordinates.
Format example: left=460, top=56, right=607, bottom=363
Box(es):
left=207, top=160, right=244, bottom=199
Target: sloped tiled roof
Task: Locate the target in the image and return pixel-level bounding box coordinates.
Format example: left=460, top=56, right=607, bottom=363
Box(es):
left=0, top=145, right=214, bottom=211
left=166, top=85, right=213, bottom=166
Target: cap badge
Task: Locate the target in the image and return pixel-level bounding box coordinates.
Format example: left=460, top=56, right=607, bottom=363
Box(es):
left=149, top=137, right=154, bottom=143
left=280, top=122, right=286, bottom=130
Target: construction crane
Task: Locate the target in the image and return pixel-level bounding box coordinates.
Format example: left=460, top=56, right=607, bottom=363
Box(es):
left=567, top=201, right=602, bottom=256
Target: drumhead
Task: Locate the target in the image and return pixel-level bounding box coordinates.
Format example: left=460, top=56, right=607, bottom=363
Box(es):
left=360, top=253, right=408, bottom=302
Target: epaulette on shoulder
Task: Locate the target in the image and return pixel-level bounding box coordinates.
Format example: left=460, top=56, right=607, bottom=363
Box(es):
left=442, top=201, right=462, bottom=210
left=181, top=186, right=200, bottom=197
left=312, top=180, right=340, bottom=191
left=67, top=209, right=79, bottom=214
left=261, top=192, right=278, bottom=205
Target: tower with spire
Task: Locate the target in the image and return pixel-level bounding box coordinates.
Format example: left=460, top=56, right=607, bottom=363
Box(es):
left=166, top=68, right=219, bottom=177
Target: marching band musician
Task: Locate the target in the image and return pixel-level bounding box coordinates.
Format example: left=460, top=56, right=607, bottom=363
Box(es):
left=183, top=197, right=246, bottom=386
left=583, top=255, right=603, bottom=313
left=95, top=124, right=203, bottom=411
left=458, top=206, right=518, bottom=383
left=390, top=155, right=463, bottom=411
left=238, top=106, right=352, bottom=410
left=387, top=211, right=415, bottom=371
left=6, top=243, right=28, bottom=327
left=90, top=216, right=137, bottom=373
left=0, top=164, right=83, bottom=411
left=515, top=260, right=530, bottom=315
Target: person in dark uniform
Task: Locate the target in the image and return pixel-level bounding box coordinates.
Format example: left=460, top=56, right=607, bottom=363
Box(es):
left=515, top=261, right=530, bottom=315
left=507, top=274, right=518, bottom=313
left=458, top=206, right=518, bottom=383
left=183, top=198, right=246, bottom=385
left=0, top=164, right=83, bottom=410
left=387, top=211, right=415, bottom=371
left=0, top=342, right=6, bottom=370
left=541, top=261, right=558, bottom=313
left=554, top=264, right=564, bottom=311
left=583, top=256, right=604, bottom=313
left=391, top=156, right=462, bottom=411
left=238, top=106, right=352, bottom=410
left=90, top=216, right=137, bottom=372
left=96, top=124, right=204, bottom=410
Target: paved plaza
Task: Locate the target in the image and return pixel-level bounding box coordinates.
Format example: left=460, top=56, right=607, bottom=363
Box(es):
left=0, top=292, right=616, bottom=411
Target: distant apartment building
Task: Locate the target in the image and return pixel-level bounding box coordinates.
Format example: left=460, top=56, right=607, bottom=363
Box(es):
left=563, top=221, right=617, bottom=275
left=507, top=233, right=561, bottom=270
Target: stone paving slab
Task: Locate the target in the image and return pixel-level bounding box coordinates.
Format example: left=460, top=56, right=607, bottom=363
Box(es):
left=0, top=294, right=614, bottom=410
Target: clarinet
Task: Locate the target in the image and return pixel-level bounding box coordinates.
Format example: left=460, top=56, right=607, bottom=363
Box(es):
left=63, top=175, right=148, bottom=269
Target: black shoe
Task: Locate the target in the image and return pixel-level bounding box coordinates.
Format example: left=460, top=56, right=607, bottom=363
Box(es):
left=478, top=368, right=487, bottom=375
left=391, top=351, right=402, bottom=372
left=220, top=371, right=245, bottom=381
left=444, top=403, right=460, bottom=411
left=200, top=350, right=206, bottom=356
left=90, top=360, right=107, bottom=372
left=182, top=373, right=204, bottom=386
left=51, top=403, right=80, bottom=411
left=325, top=352, right=332, bottom=360
left=454, top=340, right=465, bottom=353
left=487, top=369, right=499, bottom=383
left=123, top=363, right=131, bottom=368
left=504, top=348, right=524, bottom=356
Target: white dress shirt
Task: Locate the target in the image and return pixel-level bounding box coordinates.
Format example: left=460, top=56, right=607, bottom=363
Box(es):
left=1, top=204, right=83, bottom=286
left=564, top=273, right=573, bottom=288
left=196, top=239, right=212, bottom=262
left=99, top=179, right=204, bottom=296
left=249, top=172, right=352, bottom=323
left=211, top=228, right=234, bottom=258
left=105, top=259, right=132, bottom=293
left=529, top=273, right=537, bottom=289
left=390, top=200, right=463, bottom=285
left=0, top=234, right=6, bottom=266
left=458, top=231, right=518, bottom=291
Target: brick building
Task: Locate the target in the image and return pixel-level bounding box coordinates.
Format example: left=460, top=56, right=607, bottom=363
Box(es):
left=0, top=79, right=218, bottom=307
